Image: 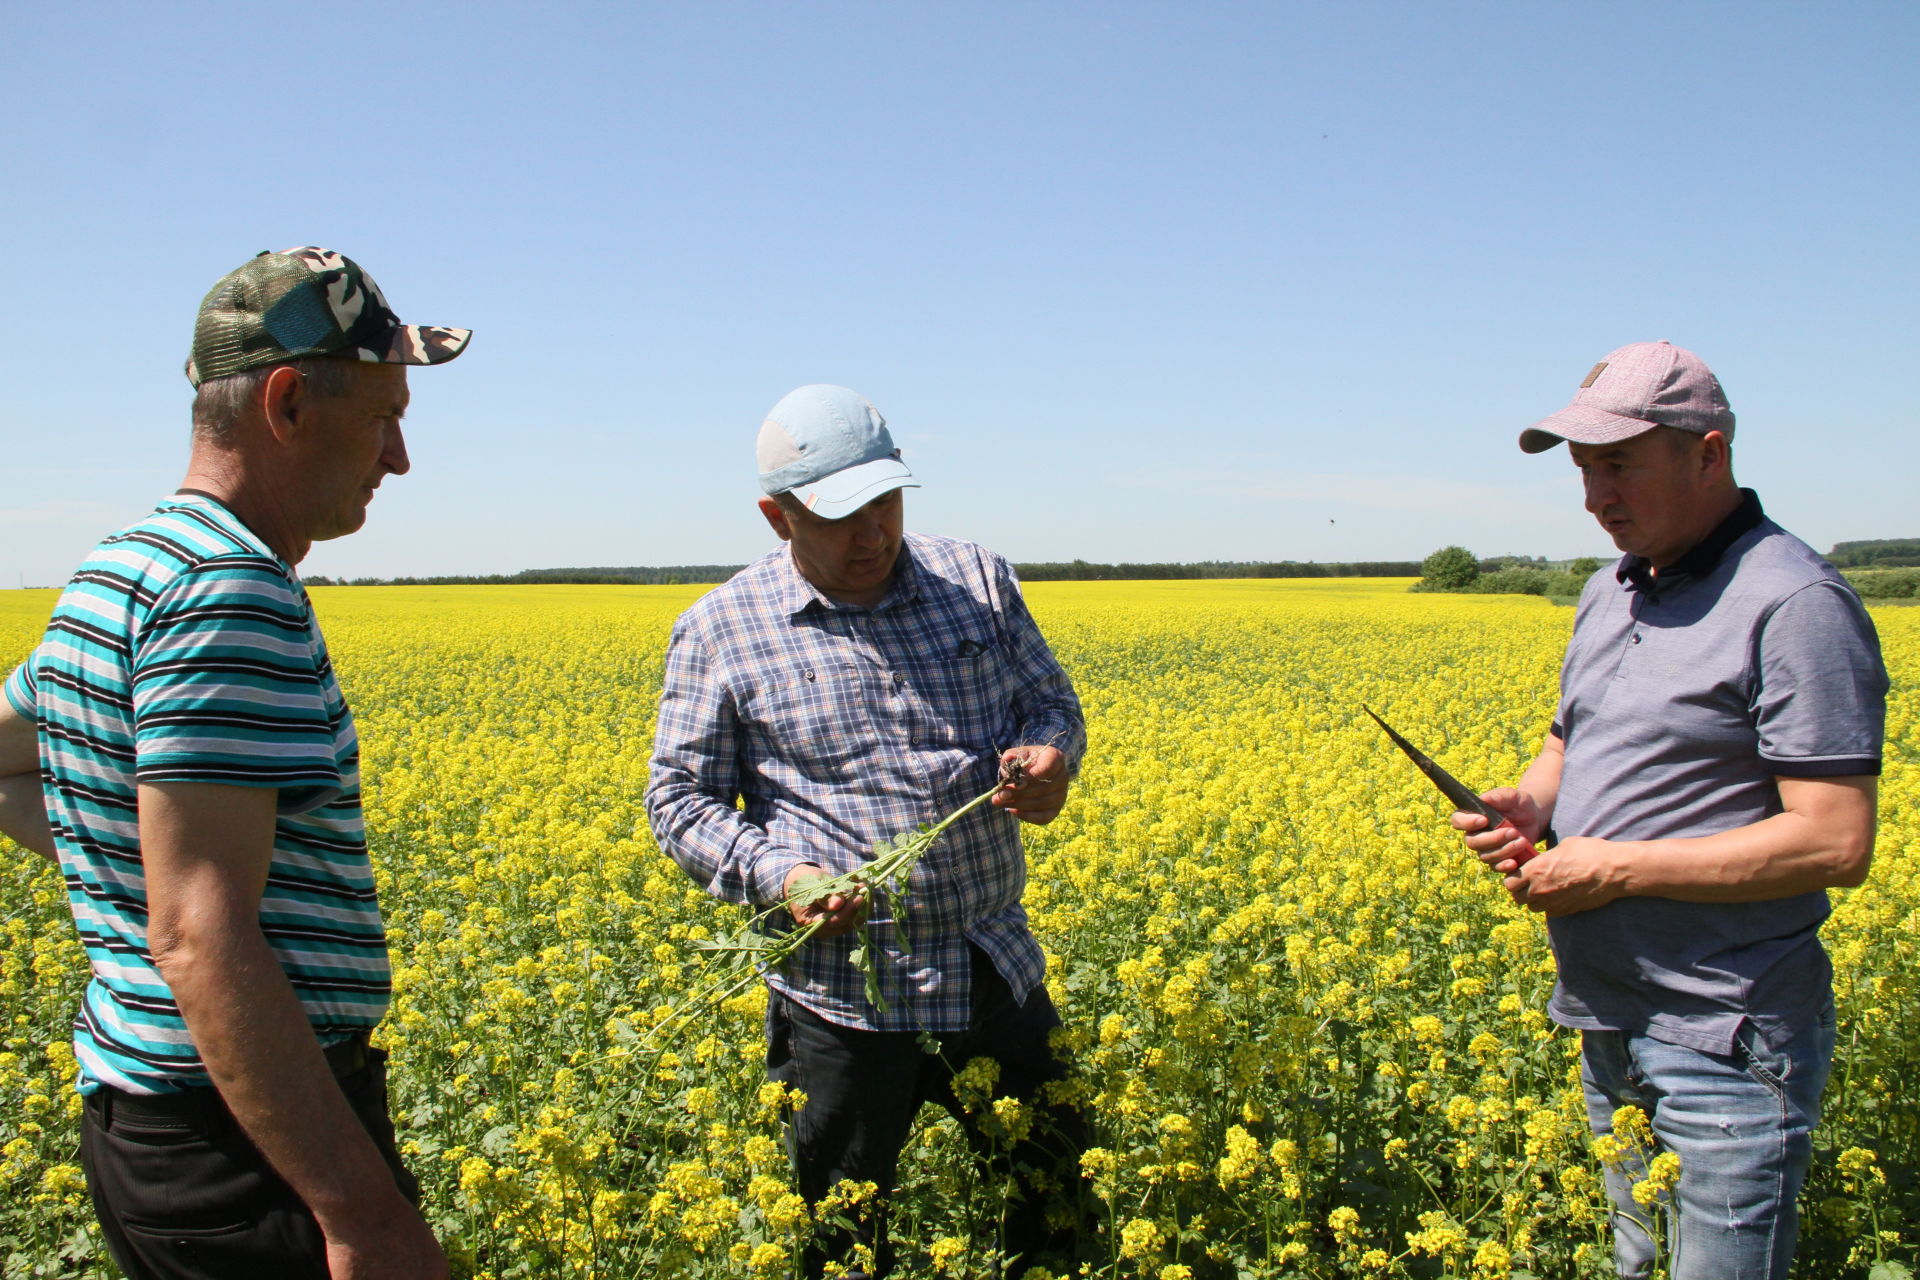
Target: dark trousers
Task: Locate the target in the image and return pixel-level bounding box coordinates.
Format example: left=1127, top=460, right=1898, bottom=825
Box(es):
left=767, top=947, right=1090, bottom=1279
left=79, top=1039, right=419, bottom=1280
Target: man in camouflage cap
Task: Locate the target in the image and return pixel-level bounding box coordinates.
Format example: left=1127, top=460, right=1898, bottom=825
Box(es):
left=0, top=246, right=467, bottom=1279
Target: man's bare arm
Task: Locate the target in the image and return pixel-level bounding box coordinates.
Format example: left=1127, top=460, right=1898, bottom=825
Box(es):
left=140, top=781, right=446, bottom=1279
left=1508, top=774, right=1876, bottom=916
left=1658, top=774, right=1877, bottom=895
left=0, top=700, right=55, bottom=862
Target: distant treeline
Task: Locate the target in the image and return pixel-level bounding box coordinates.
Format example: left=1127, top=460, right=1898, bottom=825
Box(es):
left=1415, top=538, right=1920, bottom=603
left=304, top=566, right=749, bottom=586
left=1828, top=539, right=1920, bottom=568
left=299, top=544, right=1918, bottom=591
left=1842, top=568, right=1920, bottom=599
left=1007, top=559, right=1421, bottom=580
left=304, top=558, right=1422, bottom=587
left=1411, top=546, right=1606, bottom=601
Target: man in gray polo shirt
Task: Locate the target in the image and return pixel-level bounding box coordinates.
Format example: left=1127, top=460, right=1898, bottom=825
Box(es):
left=1456, top=341, right=1886, bottom=1279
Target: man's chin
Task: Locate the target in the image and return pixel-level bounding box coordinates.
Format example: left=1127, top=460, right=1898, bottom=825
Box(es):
left=1597, top=524, right=1638, bottom=555
left=847, top=551, right=898, bottom=582
left=318, top=511, right=371, bottom=542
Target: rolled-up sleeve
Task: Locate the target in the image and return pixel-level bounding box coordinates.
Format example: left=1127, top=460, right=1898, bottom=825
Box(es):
left=645, top=615, right=810, bottom=906
left=997, top=564, right=1086, bottom=777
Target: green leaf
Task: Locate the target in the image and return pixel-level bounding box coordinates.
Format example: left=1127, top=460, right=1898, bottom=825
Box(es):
left=1870, top=1263, right=1914, bottom=1280
left=59, top=1228, right=95, bottom=1263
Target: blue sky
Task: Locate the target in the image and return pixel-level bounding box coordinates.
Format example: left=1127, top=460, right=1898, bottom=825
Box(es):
left=3, top=1, right=1914, bottom=585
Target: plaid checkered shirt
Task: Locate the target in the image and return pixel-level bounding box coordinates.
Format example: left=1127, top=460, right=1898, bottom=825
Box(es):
left=645, top=533, right=1086, bottom=1032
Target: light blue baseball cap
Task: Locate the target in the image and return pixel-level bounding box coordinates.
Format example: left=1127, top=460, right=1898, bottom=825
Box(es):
left=755, top=384, right=920, bottom=520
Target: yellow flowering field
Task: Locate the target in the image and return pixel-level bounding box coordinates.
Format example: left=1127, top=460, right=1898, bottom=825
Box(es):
left=0, top=580, right=1913, bottom=1278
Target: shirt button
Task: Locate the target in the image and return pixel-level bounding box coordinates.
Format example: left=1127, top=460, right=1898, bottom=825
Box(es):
left=1631, top=634, right=1642, bottom=644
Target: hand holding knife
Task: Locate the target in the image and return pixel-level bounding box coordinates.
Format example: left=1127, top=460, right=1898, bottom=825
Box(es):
left=1362, top=706, right=1538, bottom=868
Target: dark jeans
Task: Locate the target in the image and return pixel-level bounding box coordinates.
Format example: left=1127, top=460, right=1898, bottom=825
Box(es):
left=79, top=1039, right=419, bottom=1280
left=768, top=946, right=1090, bottom=1279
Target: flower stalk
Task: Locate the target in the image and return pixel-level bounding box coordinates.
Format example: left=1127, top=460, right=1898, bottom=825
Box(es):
left=656, top=780, right=1005, bottom=1042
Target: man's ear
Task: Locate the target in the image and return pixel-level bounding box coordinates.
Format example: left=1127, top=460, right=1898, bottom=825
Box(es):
left=758, top=496, right=793, bottom=542
left=1698, top=429, right=1732, bottom=480
left=260, top=365, right=307, bottom=445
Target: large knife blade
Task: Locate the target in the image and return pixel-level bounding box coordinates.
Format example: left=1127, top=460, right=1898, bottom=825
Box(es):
left=1362, top=705, right=1532, bottom=862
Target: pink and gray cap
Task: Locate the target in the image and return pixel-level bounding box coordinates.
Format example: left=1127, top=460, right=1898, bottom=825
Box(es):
left=1520, top=341, right=1734, bottom=453
left=756, top=384, right=920, bottom=520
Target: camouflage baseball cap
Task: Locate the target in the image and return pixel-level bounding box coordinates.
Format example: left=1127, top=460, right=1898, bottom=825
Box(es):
left=185, top=246, right=471, bottom=387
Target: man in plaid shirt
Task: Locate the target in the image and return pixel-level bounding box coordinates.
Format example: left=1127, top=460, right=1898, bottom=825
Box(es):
left=646, top=384, right=1088, bottom=1278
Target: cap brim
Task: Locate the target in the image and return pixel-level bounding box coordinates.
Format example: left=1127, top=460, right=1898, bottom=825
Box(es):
left=1519, top=403, right=1659, bottom=454
left=786, top=456, right=919, bottom=520
left=371, top=324, right=472, bottom=366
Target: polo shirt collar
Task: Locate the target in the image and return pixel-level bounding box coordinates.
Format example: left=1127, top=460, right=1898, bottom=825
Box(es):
left=1617, top=488, right=1765, bottom=594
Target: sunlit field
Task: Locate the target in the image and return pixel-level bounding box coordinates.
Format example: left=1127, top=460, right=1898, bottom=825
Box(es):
left=2, top=580, right=1913, bottom=1278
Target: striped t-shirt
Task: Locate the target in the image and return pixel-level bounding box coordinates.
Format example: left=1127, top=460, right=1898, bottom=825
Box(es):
left=4, top=492, right=390, bottom=1095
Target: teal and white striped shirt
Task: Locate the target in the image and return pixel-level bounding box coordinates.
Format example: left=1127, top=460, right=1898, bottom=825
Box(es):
left=5, top=492, right=390, bottom=1095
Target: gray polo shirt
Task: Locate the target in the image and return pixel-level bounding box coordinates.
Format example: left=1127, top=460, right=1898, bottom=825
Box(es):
left=1545, top=490, right=1886, bottom=1055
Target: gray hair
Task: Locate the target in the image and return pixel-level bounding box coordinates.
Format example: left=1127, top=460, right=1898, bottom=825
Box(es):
left=191, top=357, right=355, bottom=446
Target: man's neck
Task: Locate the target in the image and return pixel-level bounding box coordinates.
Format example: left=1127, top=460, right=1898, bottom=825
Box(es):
left=1653, top=487, right=1744, bottom=576
left=179, top=451, right=310, bottom=564
left=815, top=570, right=895, bottom=610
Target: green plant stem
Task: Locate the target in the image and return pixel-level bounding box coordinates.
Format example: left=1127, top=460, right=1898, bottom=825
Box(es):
left=651, top=780, right=1007, bottom=1046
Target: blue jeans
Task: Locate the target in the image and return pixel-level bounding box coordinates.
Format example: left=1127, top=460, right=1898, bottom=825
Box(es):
left=1580, top=1006, right=1836, bottom=1280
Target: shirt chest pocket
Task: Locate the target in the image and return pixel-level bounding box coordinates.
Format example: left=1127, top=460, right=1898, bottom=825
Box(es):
left=902, top=630, right=1015, bottom=749
left=739, top=663, right=873, bottom=779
